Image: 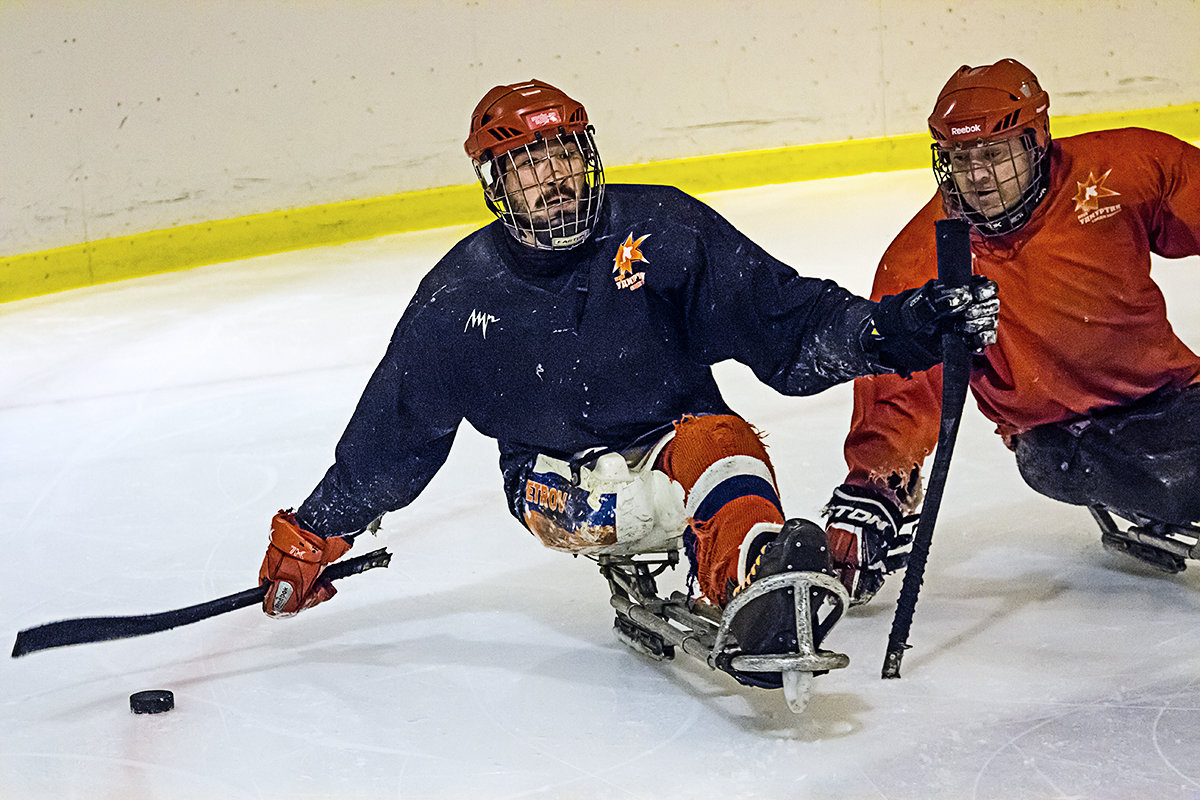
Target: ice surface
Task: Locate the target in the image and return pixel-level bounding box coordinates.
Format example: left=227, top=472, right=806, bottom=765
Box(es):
left=4, top=170, right=1200, bottom=799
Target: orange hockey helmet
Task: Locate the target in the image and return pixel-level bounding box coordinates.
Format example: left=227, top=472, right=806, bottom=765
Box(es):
left=928, top=59, right=1052, bottom=236
left=464, top=79, right=605, bottom=250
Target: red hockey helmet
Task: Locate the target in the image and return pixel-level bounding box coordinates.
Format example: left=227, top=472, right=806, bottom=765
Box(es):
left=464, top=79, right=591, bottom=163
left=928, top=58, right=1049, bottom=150
left=928, top=59, right=1052, bottom=236
left=464, top=80, right=604, bottom=250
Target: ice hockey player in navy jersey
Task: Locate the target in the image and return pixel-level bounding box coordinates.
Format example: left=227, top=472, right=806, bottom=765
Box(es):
left=257, top=79, right=998, bottom=689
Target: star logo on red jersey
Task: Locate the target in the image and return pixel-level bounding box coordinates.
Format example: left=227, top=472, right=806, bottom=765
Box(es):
left=613, top=233, right=649, bottom=290
left=1073, top=169, right=1120, bottom=213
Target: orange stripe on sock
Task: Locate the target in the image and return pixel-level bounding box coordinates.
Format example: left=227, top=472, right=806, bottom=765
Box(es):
left=657, top=414, right=776, bottom=491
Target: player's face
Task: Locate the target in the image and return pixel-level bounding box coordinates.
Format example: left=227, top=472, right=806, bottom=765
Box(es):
left=497, top=138, right=589, bottom=231
left=944, top=137, right=1032, bottom=220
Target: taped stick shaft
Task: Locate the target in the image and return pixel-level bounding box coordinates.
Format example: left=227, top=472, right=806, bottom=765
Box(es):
left=882, top=218, right=972, bottom=678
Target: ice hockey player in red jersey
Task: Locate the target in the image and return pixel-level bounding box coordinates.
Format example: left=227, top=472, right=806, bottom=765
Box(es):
left=257, top=79, right=997, bottom=693
left=824, top=58, right=1200, bottom=605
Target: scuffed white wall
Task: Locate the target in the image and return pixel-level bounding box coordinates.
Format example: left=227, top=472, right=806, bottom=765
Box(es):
left=2, top=0, right=1197, bottom=255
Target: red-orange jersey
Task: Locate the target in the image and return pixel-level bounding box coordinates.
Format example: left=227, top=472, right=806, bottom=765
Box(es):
left=845, top=128, right=1200, bottom=485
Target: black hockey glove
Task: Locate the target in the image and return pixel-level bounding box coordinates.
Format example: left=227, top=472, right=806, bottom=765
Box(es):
left=864, top=276, right=999, bottom=377
left=823, top=483, right=912, bottom=606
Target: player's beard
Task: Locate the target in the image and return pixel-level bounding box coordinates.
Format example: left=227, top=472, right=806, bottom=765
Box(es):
left=539, top=187, right=580, bottom=228
left=508, top=184, right=582, bottom=243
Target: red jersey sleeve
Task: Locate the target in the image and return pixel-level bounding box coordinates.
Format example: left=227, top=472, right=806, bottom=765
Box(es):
left=843, top=196, right=946, bottom=486
left=1145, top=129, right=1200, bottom=258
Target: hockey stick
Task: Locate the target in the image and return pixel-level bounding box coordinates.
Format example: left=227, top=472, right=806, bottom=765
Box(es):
left=11, top=548, right=392, bottom=658
left=881, top=218, right=973, bottom=679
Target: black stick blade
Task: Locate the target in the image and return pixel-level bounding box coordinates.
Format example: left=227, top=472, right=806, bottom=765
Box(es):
left=12, top=548, right=391, bottom=658
left=12, top=586, right=266, bottom=657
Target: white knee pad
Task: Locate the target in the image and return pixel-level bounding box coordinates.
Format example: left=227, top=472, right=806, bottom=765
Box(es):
left=523, top=441, right=687, bottom=555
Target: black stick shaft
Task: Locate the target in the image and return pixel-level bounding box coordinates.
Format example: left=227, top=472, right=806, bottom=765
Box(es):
left=11, top=548, right=392, bottom=658
left=882, top=218, right=973, bottom=679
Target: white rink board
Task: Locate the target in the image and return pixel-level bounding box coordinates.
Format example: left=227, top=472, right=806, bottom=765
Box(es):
left=3, top=1, right=1199, bottom=254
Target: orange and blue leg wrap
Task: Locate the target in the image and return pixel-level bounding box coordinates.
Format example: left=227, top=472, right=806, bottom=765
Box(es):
left=655, top=414, right=785, bottom=605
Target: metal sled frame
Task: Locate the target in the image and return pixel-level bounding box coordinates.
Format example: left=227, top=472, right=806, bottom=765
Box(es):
left=1090, top=505, right=1200, bottom=573
left=594, top=550, right=849, bottom=711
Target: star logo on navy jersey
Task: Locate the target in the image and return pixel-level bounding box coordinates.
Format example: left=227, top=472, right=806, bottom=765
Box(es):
left=613, top=233, right=648, bottom=291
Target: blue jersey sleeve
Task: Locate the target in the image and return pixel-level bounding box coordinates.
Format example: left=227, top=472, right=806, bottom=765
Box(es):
left=297, top=305, right=464, bottom=538
left=666, top=192, right=878, bottom=394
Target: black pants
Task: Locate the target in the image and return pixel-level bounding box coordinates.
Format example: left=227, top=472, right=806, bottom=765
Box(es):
left=1012, top=385, right=1200, bottom=527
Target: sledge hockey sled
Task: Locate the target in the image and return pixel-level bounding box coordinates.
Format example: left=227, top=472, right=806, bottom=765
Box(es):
left=594, top=550, right=849, bottom=713
left=1091, top=505, right=1200, bottom=574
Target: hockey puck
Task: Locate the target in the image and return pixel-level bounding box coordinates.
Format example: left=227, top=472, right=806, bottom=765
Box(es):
left=129, top=689, right=174, bottom=715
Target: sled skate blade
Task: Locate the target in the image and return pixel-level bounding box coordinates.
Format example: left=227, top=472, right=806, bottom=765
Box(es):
left=1100, top=533, right=1186, bottom=573
left=599, top=553, right=847, bottom=713
left=782, top=670, right=814, bottom=713
left=1091, top=506, right=1198, bottom=574
left=613, top=614, right=675, bottom=660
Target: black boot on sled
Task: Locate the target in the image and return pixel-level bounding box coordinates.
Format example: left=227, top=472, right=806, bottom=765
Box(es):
left=716, top=518, right=850, bottom=708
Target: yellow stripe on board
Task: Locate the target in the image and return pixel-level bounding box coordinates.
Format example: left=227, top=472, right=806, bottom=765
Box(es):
left=1, top=185, right=491, bottom=304
left=4, top=102, right=1198, bottom=304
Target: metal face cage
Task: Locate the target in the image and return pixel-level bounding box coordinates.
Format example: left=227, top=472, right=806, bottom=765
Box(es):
left=476, top=128, right=605, bottom=251
left=932, top=132, right=1050, bottom=237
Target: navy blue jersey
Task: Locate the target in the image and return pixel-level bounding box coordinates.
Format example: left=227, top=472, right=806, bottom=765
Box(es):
left=298, top=184, right=880, bottom=537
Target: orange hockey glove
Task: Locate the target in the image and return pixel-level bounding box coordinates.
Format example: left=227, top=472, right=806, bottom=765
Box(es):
left=259, top=510, right=352, bottom=618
